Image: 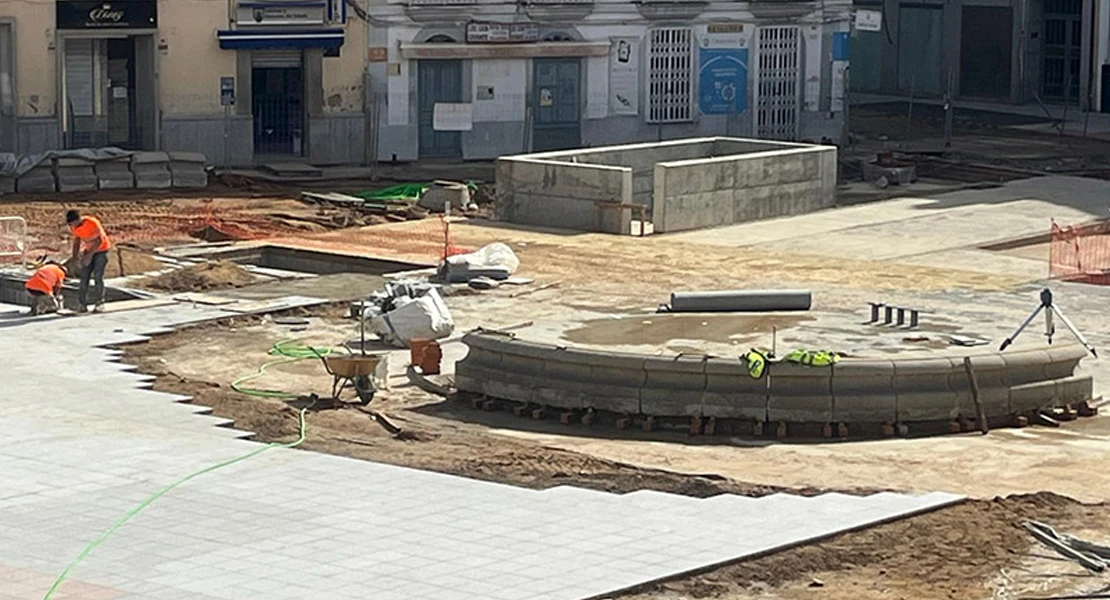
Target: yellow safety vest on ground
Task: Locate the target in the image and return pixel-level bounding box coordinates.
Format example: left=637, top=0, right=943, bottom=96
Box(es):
left=785, top=349, right=840, bottom=366
left=741, top=349, right=768, bottom=379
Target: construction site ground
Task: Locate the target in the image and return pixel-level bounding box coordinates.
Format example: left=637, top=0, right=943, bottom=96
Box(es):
left=75, top=174, right=1104, bottom=599
left=10, top=109, right=1110, bottom=599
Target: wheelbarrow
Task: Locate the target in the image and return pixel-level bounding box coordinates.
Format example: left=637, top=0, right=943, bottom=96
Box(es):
left=312, top=350, right=384, bottom=405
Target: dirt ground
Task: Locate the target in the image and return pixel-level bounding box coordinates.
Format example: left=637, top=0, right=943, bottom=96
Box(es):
left=624, top=494, right=1110, bottom=600
left=122, top=313, right=791, bottom=498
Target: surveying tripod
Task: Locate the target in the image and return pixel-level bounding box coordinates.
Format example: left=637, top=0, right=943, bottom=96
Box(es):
left=999, top=288, right=1097, bottom=358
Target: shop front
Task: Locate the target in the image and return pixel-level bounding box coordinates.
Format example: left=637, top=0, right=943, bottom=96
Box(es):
left=56, top=0, right=159, bottom=150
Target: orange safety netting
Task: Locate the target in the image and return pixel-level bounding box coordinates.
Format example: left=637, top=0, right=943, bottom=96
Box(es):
left=1049, top=219, right=1110, bottom=285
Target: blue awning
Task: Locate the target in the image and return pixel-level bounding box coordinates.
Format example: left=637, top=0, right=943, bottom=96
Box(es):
left=217, top=28, right=345, bottom=50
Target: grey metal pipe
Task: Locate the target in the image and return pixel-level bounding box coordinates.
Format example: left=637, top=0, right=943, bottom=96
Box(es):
left=669, top=289, right=812, bottom=313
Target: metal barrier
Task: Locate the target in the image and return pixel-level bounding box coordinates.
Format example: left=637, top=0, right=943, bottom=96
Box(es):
left=0, top=216, right=27, bottom=268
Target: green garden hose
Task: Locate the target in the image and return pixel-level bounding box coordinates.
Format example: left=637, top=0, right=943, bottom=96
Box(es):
left=42, top=339, right=332, bottom=600
left=230, top=339, right=334, bottom=399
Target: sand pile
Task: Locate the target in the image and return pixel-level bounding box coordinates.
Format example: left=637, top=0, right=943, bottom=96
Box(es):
left=61, top=247, right=166, bottom=278
left=138, top=261, right=255, bottom=292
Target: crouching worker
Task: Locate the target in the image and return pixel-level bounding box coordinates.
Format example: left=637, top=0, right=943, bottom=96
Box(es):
left=25, top=262, right=67, bottom=316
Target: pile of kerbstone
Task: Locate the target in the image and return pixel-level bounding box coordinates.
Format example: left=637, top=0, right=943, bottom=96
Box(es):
left=2, top=151, right=208, bottom=194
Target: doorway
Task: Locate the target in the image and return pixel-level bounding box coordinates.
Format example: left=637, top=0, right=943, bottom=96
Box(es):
left=418, top=60, right=463, bottom=159
left=755, top=26, right=801, bottom=140
left=960, top=7, right=1013, bottom=98
left=63, top=36, right=146, bottom=149
left=1042, top=0, right=1082, bottom=103
left=532, top=58, right=581, bottom=152
left=897, top=6, right=944, bottom=95
left=252, top=50, right=304, bottom=156
left=0, top=22, right=13, bottom=152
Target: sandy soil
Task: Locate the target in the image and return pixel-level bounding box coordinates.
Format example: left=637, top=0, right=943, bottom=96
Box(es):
left=0, top=196, right=373, bottom=258
left=137, top=260, right=256, bottom=292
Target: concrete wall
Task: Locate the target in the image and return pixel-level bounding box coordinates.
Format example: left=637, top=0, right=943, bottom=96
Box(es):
left=497, top=137, right=836, bottom=234
left=653, top=145, right=837, bottom=233
left=455, top=332, right=1094, bottom=434
left=495, top=158, right=632, bottom=233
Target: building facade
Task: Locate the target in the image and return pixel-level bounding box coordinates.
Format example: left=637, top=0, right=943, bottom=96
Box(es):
left=368, top=0, right=851, bottom=161
left=852, top=0, right=1110, bottom=111
left=0, top=0, right=368, bottom=164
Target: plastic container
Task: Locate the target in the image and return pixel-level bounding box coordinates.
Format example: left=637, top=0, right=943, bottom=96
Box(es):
left=410, top=338, right=442, bottom=375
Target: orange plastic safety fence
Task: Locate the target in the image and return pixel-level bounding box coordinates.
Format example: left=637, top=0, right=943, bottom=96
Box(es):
left=1049, top=219, right=1110, bottom=284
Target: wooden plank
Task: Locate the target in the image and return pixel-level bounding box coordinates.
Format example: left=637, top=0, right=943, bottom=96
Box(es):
left=963, top=357, right=989, bottom=435
left=173, top=293, right=238, bottom=306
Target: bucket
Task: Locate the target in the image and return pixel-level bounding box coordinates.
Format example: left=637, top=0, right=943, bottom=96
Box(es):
left=410, top=338, right=442, bottom=375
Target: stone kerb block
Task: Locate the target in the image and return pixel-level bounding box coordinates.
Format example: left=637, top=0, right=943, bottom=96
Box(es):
left=1043, top=345, right=1087, bottom=380
left=554, top=348, right=645, bottom=414
left=95, top=155, right=135, bottom=190
left=892, top=358, right=961, bottom=422
left=949, top=354, right=1009, bottom=419
left=55, top=157, right=98, bottom=192
left=767, top=361, right=834, bottom=422
left=1009, top=375, right=1094, bottom=414
left=168, top=152, right=208, bottom=189
left=831, top=359, right=896, bottom=423
left=16, top=163, right=56, bottom=193
left=492, top=337, right=555, bottom=378
left=705, top=356, right=768, bottom=420
left=641, top=355, right=707, bottom=416
left=998, top=349, right=1052, bottom=386
left=131, top=151, right=172, bottom=189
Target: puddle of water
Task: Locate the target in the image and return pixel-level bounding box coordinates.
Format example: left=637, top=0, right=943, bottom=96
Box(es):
left=563, top=313, right=814, bottom=346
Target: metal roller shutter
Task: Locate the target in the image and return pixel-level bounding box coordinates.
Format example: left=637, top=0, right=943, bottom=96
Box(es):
left=251, top=50, right=302, bottom=68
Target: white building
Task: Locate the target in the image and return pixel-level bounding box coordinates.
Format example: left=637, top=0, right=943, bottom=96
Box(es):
left=368, top=0, right=851, bottom=161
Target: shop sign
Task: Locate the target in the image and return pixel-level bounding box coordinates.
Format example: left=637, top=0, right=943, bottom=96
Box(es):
left=56, top=1, right=158, bottom=29
left=236, top=1, right=326, bottom=26
left=466, top=22, right=540, bottom=44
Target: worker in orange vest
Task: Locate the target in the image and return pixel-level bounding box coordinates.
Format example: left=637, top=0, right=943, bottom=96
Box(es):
left=66, top=209, right=113, bottom=313
left=25, top=261, right=67, bottom=315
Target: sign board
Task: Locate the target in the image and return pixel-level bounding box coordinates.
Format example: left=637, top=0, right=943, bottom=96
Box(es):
left=433, top=103, right=473, bottom=131
left=220, top=77, right=236, bottom=106
left=56, top=1, right=158, bottom=29
left=609, top=38, right=639, bottom=115
left=368, top=47, right=388, bottom=62
left=698, top=48, right=748, bottom=115
left=466, top=22, right=540, bottom=44
left=236, top=1, right=326, bottom=26
left=855, top=9, right=882, bottom=32
left=701, top=23, right=747, bottom=50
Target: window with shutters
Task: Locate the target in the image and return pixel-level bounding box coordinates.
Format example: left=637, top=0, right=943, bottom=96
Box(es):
left=647, top=27, right=693, bottom=123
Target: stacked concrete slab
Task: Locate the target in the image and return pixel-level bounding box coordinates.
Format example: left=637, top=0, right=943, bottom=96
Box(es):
left=131, top=151, right=172, bottom=189
left=15, top=162, right=55, bottom=193
left=496, top=137, right=838, bottom=235
left=455, top=331, right=1093, bottom=434
left=54, top=156, right=99, bottom=192
left=94, top=154, right=135, bottom=189
left=168, top=151, right=208, bottom=188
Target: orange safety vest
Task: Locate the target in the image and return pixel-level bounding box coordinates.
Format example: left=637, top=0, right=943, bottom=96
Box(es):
left=25, top=264, right=66, bottom=295
left=70, top=216, right=112, bottom=253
